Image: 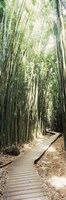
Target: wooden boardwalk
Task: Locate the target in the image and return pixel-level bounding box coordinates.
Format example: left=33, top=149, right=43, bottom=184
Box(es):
left=3, top=133, right=60, bottom=200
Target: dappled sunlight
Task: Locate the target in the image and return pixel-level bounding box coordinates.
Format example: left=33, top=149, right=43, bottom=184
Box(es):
left=45, top=35, right=56, bottom=53
left=48, top=176, right=66, bottom=189
left=23, top=144, right=32, bottom=149
left=0, top=0, right=66, bottom=199
left=47, top=146, right=56, bottom=152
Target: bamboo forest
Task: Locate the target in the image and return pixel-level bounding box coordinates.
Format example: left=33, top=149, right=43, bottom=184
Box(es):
left=0, top=0, right=66, bottom=148
left=0, top=1, right=66, bottom=200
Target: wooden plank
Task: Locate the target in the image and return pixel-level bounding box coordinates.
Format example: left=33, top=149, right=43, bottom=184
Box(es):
left=3, top=192, right=45, bottom=199
left=34, top=133, right=61, bottom=163
left=4, top=188, right=44, bottom=197
left=7, top=174, right=39, bottom=180
left=3, top=134, right=61, bottom=200
left=3, top=197, right=47, bottom=200
left=7, top=176, right=40, bottom=182
left=4, top=185, right=43, bottom=193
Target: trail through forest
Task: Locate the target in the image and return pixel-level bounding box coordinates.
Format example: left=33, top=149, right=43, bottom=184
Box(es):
left=0, top=0, right=66, bottom=149
left=0, top=0, right=66, bottom=199
left=0, top=134, right=65, bottom=200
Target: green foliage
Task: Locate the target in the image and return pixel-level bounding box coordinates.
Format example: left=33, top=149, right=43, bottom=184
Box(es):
left=0, top=0, right=5, bottom=22
left=32, top=0, right=36, bottom=5
left=0, top=0, right=63, bottom=148
left=52, top=0, right=66, bottom=145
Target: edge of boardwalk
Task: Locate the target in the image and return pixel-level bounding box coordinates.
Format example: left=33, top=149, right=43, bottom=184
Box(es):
left=34, top=132, right=61, bottom=163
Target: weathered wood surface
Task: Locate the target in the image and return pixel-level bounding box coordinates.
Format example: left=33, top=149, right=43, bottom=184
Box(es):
left=46, top=129, right=62, bottom=135
left=3, top=133, right=61, bottom=200
left=3, top=154, right=48, bottom=200
left=34, top=132, right=61, bottom=162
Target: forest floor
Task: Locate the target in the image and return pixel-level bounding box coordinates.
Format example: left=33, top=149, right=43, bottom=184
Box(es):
left=36, top=135, right=66, bottom=200
left=0, top=135, right=66, bottom=200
